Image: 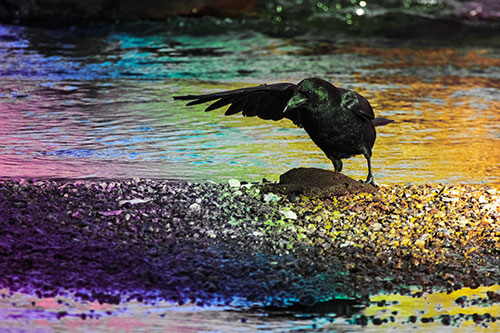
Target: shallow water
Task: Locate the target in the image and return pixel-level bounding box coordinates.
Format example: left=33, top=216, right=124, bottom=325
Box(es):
left=2, top=286, right=500, bottom=332
left=1, top=23, right=499, bottom=184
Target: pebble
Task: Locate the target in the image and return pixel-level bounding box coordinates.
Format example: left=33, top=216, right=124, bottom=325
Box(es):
left=1, top=177, right=499, bottom=328
left=339, top=240, right=354, bottom=248
left=280, top=209, right=297, bottom=220
left=119, top=198, right=152, bottom=206
left=228, top=179, right=240, bottom=188
left=189, top=203, right=201, bottom=213
left=205, top=230, right=216, bottom=238
left=264, top=193, right=281, bottom=202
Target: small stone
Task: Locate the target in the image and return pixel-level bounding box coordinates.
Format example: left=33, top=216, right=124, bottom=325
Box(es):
left=263, top=193, right=281, bottom=202
left=436, top=228, right=451, bottom=236
left=415, top=239, right=426, bottom=248
left=420, top=233, right=431, bottom=241
left=71, top=211, right=82, bottom=219
left=205, top=230, right=216, bottom=238
left=189, top=203, right=201, bottom=213
left=98, top=210, right=122, bottom=216
left=228, top=179, right=240, bottom=188
left=119, top=198, right=152, bottom=206
left=340, top=240, right=354, bottom=248
left=280, top=209, right=297, bottom=220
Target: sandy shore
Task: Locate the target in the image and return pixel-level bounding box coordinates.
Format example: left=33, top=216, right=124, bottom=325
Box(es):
left=1, top=173, right=499, bottom=326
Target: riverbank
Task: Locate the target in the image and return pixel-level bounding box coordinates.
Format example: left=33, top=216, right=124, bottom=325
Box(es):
left=0, top=173, right=499, bottom=328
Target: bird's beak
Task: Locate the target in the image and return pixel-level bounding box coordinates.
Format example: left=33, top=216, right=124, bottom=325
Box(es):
left=284, top=94, right=307, bottom=112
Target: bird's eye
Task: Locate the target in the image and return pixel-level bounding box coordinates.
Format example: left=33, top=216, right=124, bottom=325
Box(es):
left=306, top=90, right=313, bottom=96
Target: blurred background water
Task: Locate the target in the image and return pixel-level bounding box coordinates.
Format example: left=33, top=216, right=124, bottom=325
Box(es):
left=1, top=0, right=500, bottom=184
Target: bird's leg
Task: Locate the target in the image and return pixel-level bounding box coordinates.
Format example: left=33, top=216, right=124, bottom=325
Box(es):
left=331, top=158, right=343, bottom=173
left=364, top=152, right=377, bottom=186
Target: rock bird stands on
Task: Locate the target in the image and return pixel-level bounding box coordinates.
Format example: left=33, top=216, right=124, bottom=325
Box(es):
left=174, top=78, right=393, bottom=185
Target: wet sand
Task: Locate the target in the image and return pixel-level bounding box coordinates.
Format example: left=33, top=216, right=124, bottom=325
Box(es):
left=1, top=171, right=499, bottom=328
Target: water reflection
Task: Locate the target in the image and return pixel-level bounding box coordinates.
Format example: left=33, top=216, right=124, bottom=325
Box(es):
left=366, top=285, right=500, bottom=329
left=0, top=290, right=356, bottom=332
left=2, top=285, right=500, bottom=331
left=0, top=23, right=499, bottom=184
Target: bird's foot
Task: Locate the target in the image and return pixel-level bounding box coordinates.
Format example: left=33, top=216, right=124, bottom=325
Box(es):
left=363, top=175, right=378, bottom=187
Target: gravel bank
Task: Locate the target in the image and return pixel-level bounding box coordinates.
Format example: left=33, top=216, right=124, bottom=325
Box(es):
left=1, top=174, right=499, bottom=325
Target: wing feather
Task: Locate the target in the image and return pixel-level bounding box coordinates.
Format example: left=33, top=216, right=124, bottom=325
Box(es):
left=174, top=83, right=299, bottom=124
left=225, top=98, right=246, bottom=116
left=242, top=93, right=263, bottom=117
left=205, top=96, right=234, bottom=111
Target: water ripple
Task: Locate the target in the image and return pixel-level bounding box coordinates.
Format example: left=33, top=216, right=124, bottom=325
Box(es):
left=0, top=23, right=500, bottom=183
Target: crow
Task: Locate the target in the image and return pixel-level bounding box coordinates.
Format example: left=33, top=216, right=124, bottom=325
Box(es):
left=174, top=77, right=393, bottom=185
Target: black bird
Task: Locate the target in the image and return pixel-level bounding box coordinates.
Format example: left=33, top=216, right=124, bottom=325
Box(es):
left=174, top=77, right=393, bottom=185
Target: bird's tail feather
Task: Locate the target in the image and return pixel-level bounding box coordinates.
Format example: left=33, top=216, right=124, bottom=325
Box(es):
left=372, top=117, right=394, bottom=127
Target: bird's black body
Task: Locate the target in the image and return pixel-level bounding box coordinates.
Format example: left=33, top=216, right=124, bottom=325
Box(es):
left=174, top=78, right=392, bottom=185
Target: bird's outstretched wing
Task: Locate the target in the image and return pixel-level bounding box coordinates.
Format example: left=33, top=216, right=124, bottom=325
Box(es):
left=174, top=83, right=299, bottom=123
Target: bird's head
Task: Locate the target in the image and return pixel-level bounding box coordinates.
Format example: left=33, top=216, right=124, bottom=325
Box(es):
left=285, top=78, right=340, bottom=112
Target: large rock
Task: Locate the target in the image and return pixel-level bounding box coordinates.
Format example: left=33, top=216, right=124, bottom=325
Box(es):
left=262, top=167, right=377, bottom=198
